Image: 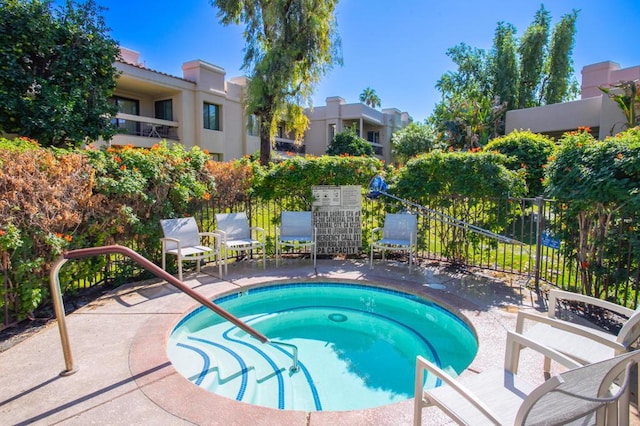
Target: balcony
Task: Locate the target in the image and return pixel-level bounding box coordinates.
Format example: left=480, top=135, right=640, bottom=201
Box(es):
left=112, top=113, right=179, bottom=144
left=275, top=137, right=306, bottom=155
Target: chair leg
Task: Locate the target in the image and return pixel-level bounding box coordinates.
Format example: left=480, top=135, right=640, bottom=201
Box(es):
left=177, top=256, right=183, bottom=282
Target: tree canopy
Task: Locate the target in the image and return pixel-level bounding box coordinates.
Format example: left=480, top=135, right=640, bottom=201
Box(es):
left=390, top=121, right=437, bottom=164
left=430, top=5, right=579, bottom=150
left=211, top=0, right=342, bottom=165
left=359, top=87, right=381, bottom=108
left=0, top=0, right=120, bottom=147
left=326, top=127, right=374, bottom=157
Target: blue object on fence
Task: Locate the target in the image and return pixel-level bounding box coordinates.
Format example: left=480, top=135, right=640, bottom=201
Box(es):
left=367, top=175, right=388, bottom=199
left=541, top=231, right=561, bottom=249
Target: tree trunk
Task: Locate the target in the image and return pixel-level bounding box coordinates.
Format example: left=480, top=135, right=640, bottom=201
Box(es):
left=259, top=116, right=272, bottom=166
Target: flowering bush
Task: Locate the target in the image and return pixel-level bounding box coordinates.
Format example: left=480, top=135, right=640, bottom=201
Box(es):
left=0, top=137, right=94, bottom=318
left=391, top=150, right=527, bottom=263
left=544, top=127, right=640, bottom=299
left=484, top=130, right=557, bottom=197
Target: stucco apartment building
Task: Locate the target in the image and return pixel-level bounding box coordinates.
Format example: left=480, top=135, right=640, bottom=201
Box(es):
left=110, top=48, right=411, bottom=162
left=505, top=61, right=640, bottom=139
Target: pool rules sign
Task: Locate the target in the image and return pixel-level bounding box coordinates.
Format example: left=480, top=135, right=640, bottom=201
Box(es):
left=312, top=185, right=362, bottom=255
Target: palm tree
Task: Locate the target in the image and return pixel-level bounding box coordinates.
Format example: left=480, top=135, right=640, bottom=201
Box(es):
left=359, top=87, right=381, bottom=108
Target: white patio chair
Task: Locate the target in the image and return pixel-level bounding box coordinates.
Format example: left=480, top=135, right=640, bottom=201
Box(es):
left=160, top=217, right=221, bottom=281
left=515, top=288, right=640, bottom=406
left=515, top=289, right=640, bottom=372
left=370, top=213, right=417, bottom=270
left=214, top=212, right=265, bottom=274
left=414, top=331, right=639, bottom=426
left=276, top=211, right=317, bottom=269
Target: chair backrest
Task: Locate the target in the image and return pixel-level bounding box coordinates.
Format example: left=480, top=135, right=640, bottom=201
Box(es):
left=160, top=217, right=200, bottom=250
left=215, top=212, right=251, bottom=240
left=516, top=349, right=640, bottom=425
left=382, top=213, right=417, bottom=242
left=618, top=308, right=640, bottom=347
left=280, top=211, right=313, bottom=240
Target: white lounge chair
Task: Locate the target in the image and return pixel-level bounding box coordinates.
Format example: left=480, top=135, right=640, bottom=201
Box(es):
left=276, top=211, right=317, bottom=269
left=370, top=213, right=417, bottom=270
left=515, top=289, right=640, bottom=372
left=160, top=217, right=221, bottom=281
left=414, top=331, right=639, bottom=426
left=215, top=212, right=265, bottom=274
left=515, top=288, right=640, bottom=407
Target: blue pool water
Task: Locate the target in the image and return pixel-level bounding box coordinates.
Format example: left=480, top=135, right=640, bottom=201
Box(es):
left=167, top=282, right=477, bottom=411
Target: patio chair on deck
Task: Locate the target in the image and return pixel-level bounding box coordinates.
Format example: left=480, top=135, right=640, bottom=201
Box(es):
left=160, top=217, right=221, bottom=281
left=276, top=211, right=317, bottom=270
left=514, top=288, right=640, bottom=405
left=370, top=213, right=417, bottom=270
left=215, top=212, right=265, bottom=275
left=414, top=331, right=639, bottom=426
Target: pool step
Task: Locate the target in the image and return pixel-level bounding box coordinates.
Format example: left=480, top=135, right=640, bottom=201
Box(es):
left=177, top=333, right=308, bottom=409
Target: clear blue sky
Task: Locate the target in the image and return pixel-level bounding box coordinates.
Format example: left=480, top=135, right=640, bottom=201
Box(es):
left=101, top=0, right=640, bottom=122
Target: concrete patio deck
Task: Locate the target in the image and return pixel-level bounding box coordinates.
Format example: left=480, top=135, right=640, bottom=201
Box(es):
left=1, top=258, right=637, bottom=425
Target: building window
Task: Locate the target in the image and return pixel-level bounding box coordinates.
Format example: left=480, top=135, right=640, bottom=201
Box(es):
left=210, top=153, right=223, bottom=161
left=155, top=99, right=173, bottom=121
left=367, top=131, right=380, bottom=144
left=328, top=123, right=336, bottom=143
left=110, top=96, right=140, bottom=135
left=203, top=102, right=221, bottom=130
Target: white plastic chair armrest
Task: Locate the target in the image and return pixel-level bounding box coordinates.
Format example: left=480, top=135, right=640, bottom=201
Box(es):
left=548, top=289, right=634, bottom=319
left=213, top=229, right=227, bottom=243
left=160, top=236, right=181, bottom=250
left=505, top=330, right=582, bottom=374
left=416, top=355, right=502, bottom=425
left=250, top=226, right=266, bottom=242
left=516, top=310, right=625, bottom=351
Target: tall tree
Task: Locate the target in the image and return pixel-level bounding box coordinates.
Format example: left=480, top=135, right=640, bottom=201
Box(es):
left=211, top=0, right=342, bottom=165
left=430, top=6, right=580, bottom=147
left=542, top=9, right=580, bottom=104
left=359, top=87, right=381, bottom=108
left=0, top=0, right=120, bottom=147
left=491, top=22, right=519, bottom=110
left=517, top=5, right=551, bottom=108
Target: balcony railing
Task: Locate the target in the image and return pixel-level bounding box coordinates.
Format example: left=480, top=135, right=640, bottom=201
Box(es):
left=275, top=138, right=306, bottom=154
left=113, top=113, right=179, bottom=141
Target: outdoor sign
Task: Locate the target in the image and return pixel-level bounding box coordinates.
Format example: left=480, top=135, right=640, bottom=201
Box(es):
left=541, top=231, right=561, bottom=249
left=312, top=185, right=362, bottom=255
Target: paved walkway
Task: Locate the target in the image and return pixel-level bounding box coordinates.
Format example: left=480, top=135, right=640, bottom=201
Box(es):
left=0, top=258, right=635, bottom=425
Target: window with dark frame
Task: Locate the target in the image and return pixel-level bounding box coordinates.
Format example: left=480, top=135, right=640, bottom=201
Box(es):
left=110, top=95, right=140, bottom=135
left=155, top=99, right=173, bottom=121
left=203, top=102, right=221, bottom=130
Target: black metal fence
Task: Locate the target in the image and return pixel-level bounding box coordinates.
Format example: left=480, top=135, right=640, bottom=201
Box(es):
left=4, top=192, right=640, bottom=328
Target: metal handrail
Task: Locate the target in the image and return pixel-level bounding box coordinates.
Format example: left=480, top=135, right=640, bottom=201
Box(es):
left=49, top=244, right=278, bottom=376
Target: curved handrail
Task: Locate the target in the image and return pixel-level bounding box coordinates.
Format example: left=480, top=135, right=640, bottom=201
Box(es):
left=50, top=244, right=271, bottom=376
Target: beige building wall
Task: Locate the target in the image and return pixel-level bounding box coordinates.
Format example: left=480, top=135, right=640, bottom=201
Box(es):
left=505, top=60, right=636, bottom=140
left=304, top=97, right=412, bottom=163
left=110, top=48, right=259, bottom=161
left=111, top=48, right=410, bottom=161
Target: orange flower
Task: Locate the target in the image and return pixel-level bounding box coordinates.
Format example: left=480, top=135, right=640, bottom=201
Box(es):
left=203, top=193, right=211, bottom=201
left=120, top=165, right=127, bottom=170
left=0, top=229, right=5, bottom=236
left=448, top=146, right=454, bottom=152
left=617, top=153, right=623, bottom=159
left=113, top=156, right=121, bottom=163
left=64, top=234, right=73, bottom=242
left=55, top=233, right=63, bottom=239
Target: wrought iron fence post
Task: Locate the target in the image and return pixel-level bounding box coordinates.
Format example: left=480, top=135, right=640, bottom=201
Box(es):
left=533, top=196, right=544, bottom=293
